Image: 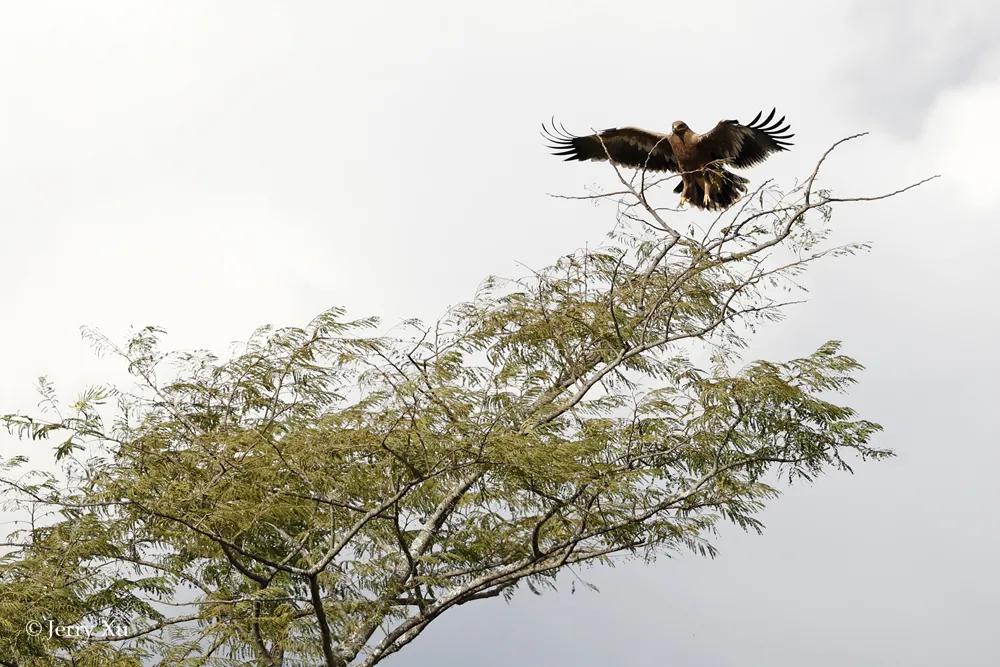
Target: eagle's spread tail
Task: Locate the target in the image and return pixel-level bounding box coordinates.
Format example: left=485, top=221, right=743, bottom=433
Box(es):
left=681, top=168, right=749, bottom=211
left=706, top=168, right=749, bottom=210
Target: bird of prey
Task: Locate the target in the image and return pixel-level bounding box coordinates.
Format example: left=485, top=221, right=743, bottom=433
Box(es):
left=543, top=109, right=793, bottom=211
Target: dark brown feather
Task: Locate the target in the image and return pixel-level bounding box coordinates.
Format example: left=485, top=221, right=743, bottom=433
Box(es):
left=696, top=108, right=794, bottom=169
left=542, top=123, right=678, bottom=172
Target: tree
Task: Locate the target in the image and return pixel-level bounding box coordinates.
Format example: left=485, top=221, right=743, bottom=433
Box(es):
left=0, top=136, right=932, bottom=666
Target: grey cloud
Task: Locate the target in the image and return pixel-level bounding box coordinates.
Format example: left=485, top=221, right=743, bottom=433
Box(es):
left=842, top=0, right=1000, bottom=135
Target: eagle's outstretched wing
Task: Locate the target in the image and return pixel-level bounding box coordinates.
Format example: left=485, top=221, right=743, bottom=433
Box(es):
left=696, top=109, right=794, bottom=169
left=543, top=122, right=678, bottom=172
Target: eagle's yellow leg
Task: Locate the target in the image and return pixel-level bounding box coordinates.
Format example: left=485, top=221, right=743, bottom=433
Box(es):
left=678, top=181, right=690, bottom=207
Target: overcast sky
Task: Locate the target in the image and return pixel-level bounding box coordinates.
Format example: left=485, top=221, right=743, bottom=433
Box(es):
left=2, top=1, right=998, bottom=665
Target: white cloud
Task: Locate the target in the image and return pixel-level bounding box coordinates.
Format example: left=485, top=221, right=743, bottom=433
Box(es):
left=921, top=82, right=1000, bottom=209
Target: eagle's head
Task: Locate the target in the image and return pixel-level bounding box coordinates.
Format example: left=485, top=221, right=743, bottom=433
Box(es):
left=671, top=121, right=689, bottom=135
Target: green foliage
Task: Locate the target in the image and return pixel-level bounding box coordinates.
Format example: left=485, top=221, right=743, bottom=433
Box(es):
left=0, top=155, right=897, bottom=666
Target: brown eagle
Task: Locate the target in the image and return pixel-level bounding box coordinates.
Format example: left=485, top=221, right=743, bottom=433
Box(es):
left=544, top=109, right=793, bottom=210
